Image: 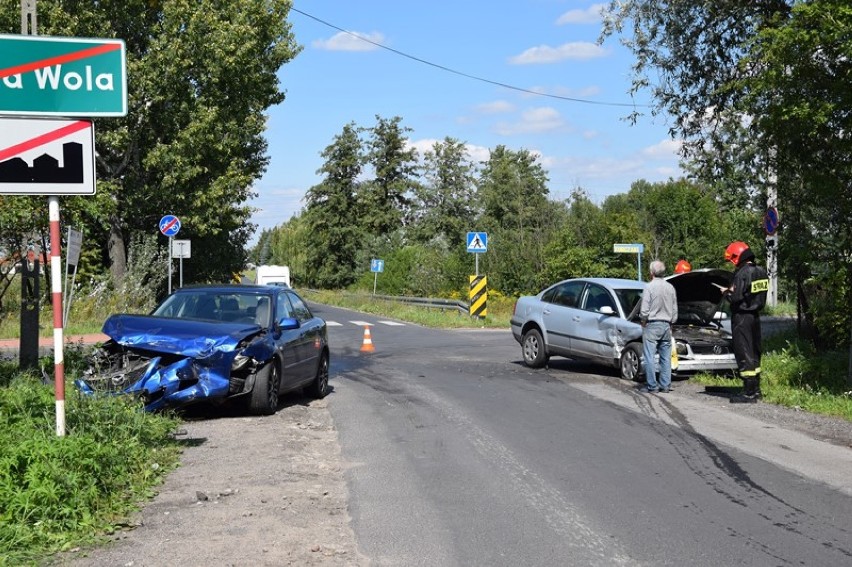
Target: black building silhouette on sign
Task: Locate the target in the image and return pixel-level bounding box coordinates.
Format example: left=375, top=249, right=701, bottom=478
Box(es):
left=0, top=142, right=84, bottom=184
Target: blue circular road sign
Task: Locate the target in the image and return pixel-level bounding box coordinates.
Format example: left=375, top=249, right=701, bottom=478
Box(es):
left=763, top=207, right=779, bottom=236
left=159, top=215, right=181, bottom=237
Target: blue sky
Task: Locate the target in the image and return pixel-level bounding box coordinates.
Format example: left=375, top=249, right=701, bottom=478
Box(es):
left=249, top=1, right=682, bottom=238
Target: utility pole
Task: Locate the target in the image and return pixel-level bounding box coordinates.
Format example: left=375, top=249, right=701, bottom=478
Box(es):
left=766, top=152, right=779, bottom=308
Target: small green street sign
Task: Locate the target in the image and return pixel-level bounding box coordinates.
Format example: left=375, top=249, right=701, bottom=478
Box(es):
left=0, top=34, right=127, bottom=117
left=613, top=243, right=645, bottom=254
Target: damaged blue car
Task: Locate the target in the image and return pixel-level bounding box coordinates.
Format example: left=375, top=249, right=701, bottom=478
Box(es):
left=76, top=285, right=329, bottom=414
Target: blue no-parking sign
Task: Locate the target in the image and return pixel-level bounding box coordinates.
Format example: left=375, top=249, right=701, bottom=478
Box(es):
left=159, top=215, right=181, bottom=237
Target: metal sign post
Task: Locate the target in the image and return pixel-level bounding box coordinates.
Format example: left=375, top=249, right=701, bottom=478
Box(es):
left=172, top=239, right=191, bottom=288
left=63, top=227, right=82, bottom=326
left=159, top=215, right=181, bottom=295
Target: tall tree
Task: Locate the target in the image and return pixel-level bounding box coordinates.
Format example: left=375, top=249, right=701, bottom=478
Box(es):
left=410, top=137, right=478, bottom=247
left=476, top=146, right=561, bottom=294
left=0, top=0, right=301, bottom=284
left=360, top=116, right=419, bottom=236
left=601, top=0, right=852, bottom=348
left=303, top=123, right=364, bottom=288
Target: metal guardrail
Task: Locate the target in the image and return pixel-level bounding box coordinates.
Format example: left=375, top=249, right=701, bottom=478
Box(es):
left=371, top=293, right=469, bottom=314
left=304, top=290, right=470, bottom=315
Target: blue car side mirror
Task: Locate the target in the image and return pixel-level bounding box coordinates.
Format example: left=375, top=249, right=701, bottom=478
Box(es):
left=278, top=317, right=300, bottom=330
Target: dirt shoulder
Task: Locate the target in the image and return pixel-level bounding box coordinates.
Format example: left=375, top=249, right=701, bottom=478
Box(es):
left=52, top=394, right=368, bottom=567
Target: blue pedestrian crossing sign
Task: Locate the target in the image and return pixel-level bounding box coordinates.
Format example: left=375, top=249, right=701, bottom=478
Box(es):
left=467, top=232, right=488, bottom=253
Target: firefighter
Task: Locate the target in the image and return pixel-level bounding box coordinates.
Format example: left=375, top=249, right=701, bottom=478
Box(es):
left=723, top=241, right=769, bottom=403
left=674, top=259, right=692, bottom=274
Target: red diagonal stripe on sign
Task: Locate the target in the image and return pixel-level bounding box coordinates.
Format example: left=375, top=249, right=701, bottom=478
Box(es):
left=0, top=43, right=121, bottom=79
left=0, top=121, right=91, bottom=161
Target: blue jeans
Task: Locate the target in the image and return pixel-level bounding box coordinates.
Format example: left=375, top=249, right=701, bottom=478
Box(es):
left=643, top=321, right=672, bottom=390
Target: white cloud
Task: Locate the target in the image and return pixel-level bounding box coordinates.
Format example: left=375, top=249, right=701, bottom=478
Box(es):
left=312, top=31, right=385, bottom=52
left=494, top=107, right=567, bottom=135
left=407, top=138, right=491, bottom=165
left=474, top=100, right=515, bottom=114
left=509, top=42, right=607, bottom=64
left=556, top=4, right=607, bottom=25
left=465, top=143, right=492, bottom=164
left=406, top=138, right=440, bottom=156
left=640, top=139, right=682, bottom=159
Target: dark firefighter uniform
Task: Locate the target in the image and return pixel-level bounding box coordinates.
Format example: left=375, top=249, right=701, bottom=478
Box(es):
left=726, top=245, right=769, bottom=403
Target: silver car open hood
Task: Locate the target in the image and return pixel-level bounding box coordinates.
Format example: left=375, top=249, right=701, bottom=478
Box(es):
left=666, top=268, right=733, bottom=326
left=627, top=268, right=733, bottom=326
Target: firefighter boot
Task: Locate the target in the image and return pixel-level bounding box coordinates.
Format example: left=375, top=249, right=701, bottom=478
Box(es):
left=730, top=377, right=759, bottom=404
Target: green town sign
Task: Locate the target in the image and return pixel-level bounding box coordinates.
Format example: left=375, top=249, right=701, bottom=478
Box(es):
left=0, top=34, right=126, bottom=117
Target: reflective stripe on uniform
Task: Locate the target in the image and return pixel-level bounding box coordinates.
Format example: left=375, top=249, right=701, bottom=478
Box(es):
left=751, top=279, right=769, bottom=293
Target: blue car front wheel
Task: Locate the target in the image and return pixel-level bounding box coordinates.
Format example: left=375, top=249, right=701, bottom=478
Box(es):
left=248, top=360, right=280, bottom=415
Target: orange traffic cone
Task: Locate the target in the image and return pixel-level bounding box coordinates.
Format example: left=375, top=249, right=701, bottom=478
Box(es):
left=360, top=325, right=375, bottom=353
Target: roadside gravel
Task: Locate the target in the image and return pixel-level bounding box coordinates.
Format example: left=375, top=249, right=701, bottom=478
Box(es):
left=52, top=393, right=369, bottom=567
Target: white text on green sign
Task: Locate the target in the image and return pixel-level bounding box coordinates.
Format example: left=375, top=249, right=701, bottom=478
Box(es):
left=0, top=35, right=127, bottom=117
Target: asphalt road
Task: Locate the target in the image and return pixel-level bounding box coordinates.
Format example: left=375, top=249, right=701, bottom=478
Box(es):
left=312, top=303, right=852, bottom=567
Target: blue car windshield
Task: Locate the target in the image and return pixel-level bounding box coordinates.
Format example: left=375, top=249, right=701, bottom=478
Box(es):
left=153, top=291, right=272, bottom=326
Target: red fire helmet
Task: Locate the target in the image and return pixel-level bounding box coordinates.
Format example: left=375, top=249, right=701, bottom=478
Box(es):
left=724, top=241, right=750, bottom=266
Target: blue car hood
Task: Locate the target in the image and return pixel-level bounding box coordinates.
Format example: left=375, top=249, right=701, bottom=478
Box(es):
left=102, top=314, right=262, bottom=358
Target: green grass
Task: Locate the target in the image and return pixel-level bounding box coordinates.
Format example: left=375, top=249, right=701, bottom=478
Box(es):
left=0, top=278, right=151, bottom=340
left=690, top=330, right=852, bottom=421
left=0, top=353, right=181, bottom=566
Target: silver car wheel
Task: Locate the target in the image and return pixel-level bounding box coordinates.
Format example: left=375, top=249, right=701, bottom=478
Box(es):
left=522, top=329, right=548, bottom=368
left=620, top=344, right=642, bottom=381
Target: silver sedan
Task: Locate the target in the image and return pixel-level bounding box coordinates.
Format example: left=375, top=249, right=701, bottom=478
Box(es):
left=510, top=271, right=737, bottom=380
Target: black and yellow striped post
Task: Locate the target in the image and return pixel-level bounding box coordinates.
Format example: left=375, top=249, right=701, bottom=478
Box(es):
left=469, top=275, right=487, bottom=319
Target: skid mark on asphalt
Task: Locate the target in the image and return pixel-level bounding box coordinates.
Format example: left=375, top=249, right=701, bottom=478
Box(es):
left=620, top=385, right=852, bottom=563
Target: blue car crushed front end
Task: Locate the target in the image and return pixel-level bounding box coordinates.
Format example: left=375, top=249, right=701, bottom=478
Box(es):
left=76, top=314, right=274, bottom=412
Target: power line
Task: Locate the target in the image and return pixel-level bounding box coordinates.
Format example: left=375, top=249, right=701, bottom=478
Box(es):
left=290, top=7, right=647, bottom=109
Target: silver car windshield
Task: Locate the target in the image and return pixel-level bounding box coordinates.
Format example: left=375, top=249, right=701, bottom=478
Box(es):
left=614, top=288, right=643, bottom=317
